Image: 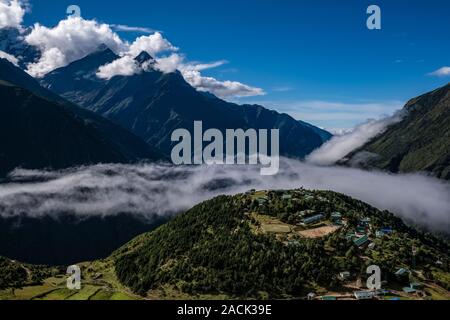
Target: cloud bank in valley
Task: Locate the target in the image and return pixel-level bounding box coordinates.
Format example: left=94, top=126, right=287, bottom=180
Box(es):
left=307, top=111, right=405, bottom=166
left=1, top=159, right=449, bottom=233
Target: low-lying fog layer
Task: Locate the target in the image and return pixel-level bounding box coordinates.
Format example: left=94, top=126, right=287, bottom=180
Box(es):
left=0, top=159, right=449, bottom=233
left=307, top=111, right=405, bottom=166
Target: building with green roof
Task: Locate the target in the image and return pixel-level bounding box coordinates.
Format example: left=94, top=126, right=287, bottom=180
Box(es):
left=353, top=235, right=369, bottom=247
left=321, top=296, right=337, bottom=300
left=302, top=214, right=325, bottom=226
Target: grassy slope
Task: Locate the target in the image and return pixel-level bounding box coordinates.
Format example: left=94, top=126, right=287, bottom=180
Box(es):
left=0, top=258, right=139, bottom=300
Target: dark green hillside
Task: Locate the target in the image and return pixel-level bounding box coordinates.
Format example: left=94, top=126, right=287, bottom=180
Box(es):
left=0, top=83, right=153, bottom=176
left=0, top=256, right=59, bottom=292
left=0, top=213, right=167, bottom=266
left=1, top=189, right=449, bottom=300
left=0, top=58, right=165, bottom=177
left=115, top=195, right=334, bottom=298
left=113, top=189, right=450, bottom=299
left=0, top=257, right=27, bottom=291
left=343, top=83, right=450, bottom=179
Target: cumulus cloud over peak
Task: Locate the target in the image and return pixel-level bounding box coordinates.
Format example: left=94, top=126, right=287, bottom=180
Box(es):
left=0, top=1, right=265, bottom=98
left=307, top=111, right=405, bottom=166
left=0, top=0, right=25, bottom=29
left=25, top=17, right=127, bottom=77
left=128, top=33, right=177, bottom=57
left=96, top=32, right=178, bottom=80
left=97, top=55, right=141, bottom=79
left=154, top=53, right=184, bottom=73
left=97, top=34, right=265, bottom=98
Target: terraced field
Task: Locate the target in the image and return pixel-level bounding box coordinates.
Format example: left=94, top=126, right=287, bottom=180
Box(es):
left=0, top=261, right=139, bottom=300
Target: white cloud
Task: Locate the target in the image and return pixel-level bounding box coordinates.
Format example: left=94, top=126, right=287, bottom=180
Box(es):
left=0, top=0, right=25, bottom=29
left=183, top=60, right=228, bottom=72
left=111, top=24, right=156, bottom=34
left=96, top=32, right=177, bottom=80
left=164, top=59, right=265, bottom=98
left=153, top=56, right=264, bottom=98
left=19, top=10, right=264, bottom=98
left=181, top=68, right=265, bottom=98
left=23, top=16, right=176, bottom=79
left=128, top=33, right=177, bottom=57
left=25, top=17, right=127, bottom=78
left=97, top=55, right=141, bottom=79
left=306, top=111, right=405, bottom=166
left=98, top=35, right=265, bottom=98
left=2, top=160, right=449, bottom=233
left=154, top=53, right=184, bottom=73
left=169, top=58, right=265, bottom=98
left=428, top=66, right=450, bottom=77
left=327, top=128, right=352, bottom=136
left=0, top=49, right=18, bottom=65
left=25, top=47, right=66, bottom=77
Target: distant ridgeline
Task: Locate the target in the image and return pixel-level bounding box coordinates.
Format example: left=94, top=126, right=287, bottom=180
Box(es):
left=41, top=45, right=332, bottom=159
left=112, top=189, right=450, bottom=299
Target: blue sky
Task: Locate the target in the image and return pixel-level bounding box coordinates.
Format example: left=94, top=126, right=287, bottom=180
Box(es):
left=21, top=0, right=450, bottom=130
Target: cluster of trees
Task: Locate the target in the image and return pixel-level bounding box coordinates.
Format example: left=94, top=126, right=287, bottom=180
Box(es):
left=115, top=195, right=336, bottom=298
left=0, top=256, right=28, bottom=293
left=0, top=256, right=56, bottom=294
left=114, top=190, right=450, bottom=298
